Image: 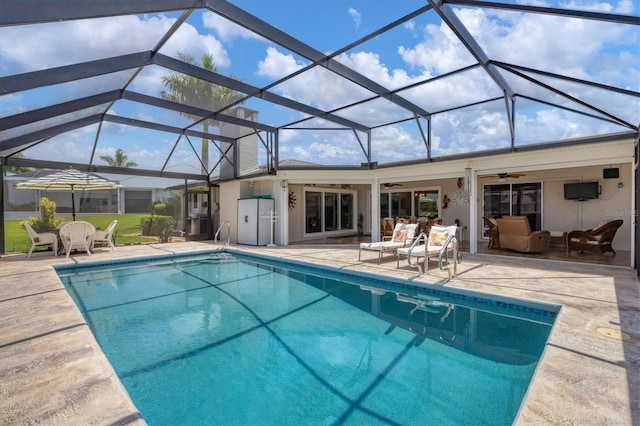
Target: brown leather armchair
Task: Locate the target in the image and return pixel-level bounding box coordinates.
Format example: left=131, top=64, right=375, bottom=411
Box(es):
left=496, top=216, right=550, bottom=253
left=566, top=220, right=623, bottom=255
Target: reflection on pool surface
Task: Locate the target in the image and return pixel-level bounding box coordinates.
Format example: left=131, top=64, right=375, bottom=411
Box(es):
left=56, top=251, right=557, bottom=425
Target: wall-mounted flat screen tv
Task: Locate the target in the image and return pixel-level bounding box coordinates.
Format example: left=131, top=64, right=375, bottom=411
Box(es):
left=564, top=182, right=599, bottom=201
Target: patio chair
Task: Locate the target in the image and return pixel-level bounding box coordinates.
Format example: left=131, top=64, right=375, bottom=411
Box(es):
left=24, top=222, right=58, bottom=258
left=59, top=221, right=96, bottom=257
left=422, top=217, right=443, bottom=237
left=93, top=220, right=118, bottom=250
left=381, top=217, right=395, bottom=238
left=359, top=222, right=418, bottom=264
left=496, top=216, right=550, bottom=253
left=396, top=224, right=459, bottom=273
left=566, top=219, right=623, bottom=255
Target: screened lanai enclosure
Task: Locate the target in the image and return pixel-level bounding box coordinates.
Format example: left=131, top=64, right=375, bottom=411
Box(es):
left=1, top=0, right=639, bottom=254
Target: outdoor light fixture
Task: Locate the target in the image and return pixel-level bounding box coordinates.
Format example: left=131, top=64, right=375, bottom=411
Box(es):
left=280, top=179, right=288, bottom=189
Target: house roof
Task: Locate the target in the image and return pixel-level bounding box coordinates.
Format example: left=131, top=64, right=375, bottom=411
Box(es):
left=1, top=1, right=638, bottom=183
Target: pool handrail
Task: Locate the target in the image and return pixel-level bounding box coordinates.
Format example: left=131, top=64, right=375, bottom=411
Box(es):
left=435, top=232, right=459, bottom=281
left=214, top=220, right=230, bottom=246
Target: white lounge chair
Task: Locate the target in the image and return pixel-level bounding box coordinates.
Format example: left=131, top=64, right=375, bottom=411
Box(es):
left=396, top=224, right=459, bottom=273
left=93, top=219, right=118, bottom=250
left=359, top=222, right=418, bottom=264
left=24, top=222, right=58, bottom=258
left=59, top=221, right=96, bottom=257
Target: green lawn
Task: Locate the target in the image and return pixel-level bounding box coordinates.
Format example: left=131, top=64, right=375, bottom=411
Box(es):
left=4, top=214, right=157, bottom=254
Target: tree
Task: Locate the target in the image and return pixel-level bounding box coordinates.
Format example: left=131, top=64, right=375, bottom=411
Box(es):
left=100, top=148, right=137, bottom=168
left=3, top=152, right=31, bottom=176
left=160, top=51, right=245, bottom=175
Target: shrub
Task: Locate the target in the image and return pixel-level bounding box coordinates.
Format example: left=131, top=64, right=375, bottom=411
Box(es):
left=156, top=195, right=181, bottom=223
left=152, top=203, right=166, bottom=215
left=24, top=197, right=65, bottom=232
left=140, top=215, right=174, bottom=243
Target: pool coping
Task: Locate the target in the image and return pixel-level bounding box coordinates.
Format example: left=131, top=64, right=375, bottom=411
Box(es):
left=1, top=241, right=638, bottom=425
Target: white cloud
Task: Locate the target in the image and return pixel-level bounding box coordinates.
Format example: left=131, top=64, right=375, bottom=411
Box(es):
left=348, top=8, right=362, bottom=29
left=371, top=125, right=426, bottom=162
left=398, top=21, right=476, bottom=76
left=455, top=6, right=631, bottom=81
left=403, top=20, right=416, bottom=34
left=257, top=47, right=370, bottom=110
left=336, top=51, right=413, bottom=90
left=4, top=4, right=635, bottom=168
left=160, top=28, right=231, bottom=68
left=278, top=128, right=368, bottom=165
left=257, top=46, right=305, bottom=79
left=202, top=11, right=266, bottom=43
left=559, top=0, right=635, bottom=14
left=1, top=16, right=164, bottom=72
left=0, top=14, right=232, bottom=75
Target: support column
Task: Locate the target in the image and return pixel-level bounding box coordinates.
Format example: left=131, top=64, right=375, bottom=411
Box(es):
left=467, top=167, right=477, bottom=254
left=0, top=164, right=4, bottom=255
left=370, top=179, right=380, bottom=242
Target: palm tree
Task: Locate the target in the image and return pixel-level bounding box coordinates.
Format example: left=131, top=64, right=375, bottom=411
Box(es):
left=160, top=51, right=245, bottom=175
left=100, top=148, right=137, bottom=168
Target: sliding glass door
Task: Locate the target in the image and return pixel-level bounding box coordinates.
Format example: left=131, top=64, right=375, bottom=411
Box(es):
left=305, top=189, right=355, bottom=235
left=324, top=193, right=338, bottom=231
left=306, top=191, right=322, bottom=233
left=483, top=182, right=542, bottom=231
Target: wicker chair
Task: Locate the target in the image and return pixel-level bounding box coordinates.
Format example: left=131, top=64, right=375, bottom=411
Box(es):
left=566, top=220, right=623, bottom=255
left=483, top=217, right=500, bottom=249
left=380, top=217, right=395, bottom=238
left=24, top=222, right=58, bottom=258
left=59, top=221, right=96, bottom=257
left=93, top=219, right=118, bottom=250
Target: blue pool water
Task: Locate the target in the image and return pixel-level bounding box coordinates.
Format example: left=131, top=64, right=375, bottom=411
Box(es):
left=56, top=251, right=557, bottom=425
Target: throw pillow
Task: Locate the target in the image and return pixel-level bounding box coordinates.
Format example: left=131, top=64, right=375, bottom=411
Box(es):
left=430, top=231, right=449, bottom=246
left=393, top=229, right=407, bottom=242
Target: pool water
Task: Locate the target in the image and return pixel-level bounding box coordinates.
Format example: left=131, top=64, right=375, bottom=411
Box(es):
left=56, top=251, right=557, bottom=425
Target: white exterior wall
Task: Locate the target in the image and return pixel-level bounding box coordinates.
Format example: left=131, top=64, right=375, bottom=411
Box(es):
left=248, top=138, right=634, bottom=263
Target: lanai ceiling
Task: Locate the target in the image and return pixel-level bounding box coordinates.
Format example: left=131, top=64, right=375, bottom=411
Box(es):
left=1, top=0, right=638, bottom=183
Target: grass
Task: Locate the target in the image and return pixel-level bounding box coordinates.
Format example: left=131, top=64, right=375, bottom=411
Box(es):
left=4, top=214, right=158, bottom=254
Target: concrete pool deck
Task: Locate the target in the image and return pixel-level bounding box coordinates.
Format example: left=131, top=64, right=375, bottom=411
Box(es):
left=1, top=241, right=638, bottom=425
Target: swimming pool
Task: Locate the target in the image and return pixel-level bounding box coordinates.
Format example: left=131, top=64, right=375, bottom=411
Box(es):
left=56, top=250, right=558, bottom=425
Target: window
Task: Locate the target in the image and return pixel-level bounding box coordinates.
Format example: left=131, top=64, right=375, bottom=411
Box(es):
left=380, top=189, right=440, bottom=219
left=124, top=190, right=152, bottom=213
left=414, top=191, right=439, bottom=217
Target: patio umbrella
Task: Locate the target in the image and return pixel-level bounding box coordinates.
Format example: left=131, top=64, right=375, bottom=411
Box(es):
left=16, top=168, right=120, bottom=220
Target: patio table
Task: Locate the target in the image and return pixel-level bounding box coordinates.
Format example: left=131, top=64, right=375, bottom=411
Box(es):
left=549, top=231, right=567, bottom=248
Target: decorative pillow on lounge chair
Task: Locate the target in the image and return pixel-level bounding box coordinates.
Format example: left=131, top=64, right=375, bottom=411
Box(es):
left=430, top=231, right=450, bottom=247
left=392, top=229, right=407, bottom=242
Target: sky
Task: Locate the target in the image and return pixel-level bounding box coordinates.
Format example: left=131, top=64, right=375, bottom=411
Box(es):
left=0, top=0, right=638, bottom=173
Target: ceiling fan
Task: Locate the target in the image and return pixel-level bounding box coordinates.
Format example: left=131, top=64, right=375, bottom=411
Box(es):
left=383, top=183, right=403, bottom=188
left=482, top=172, right=526, bottom=181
